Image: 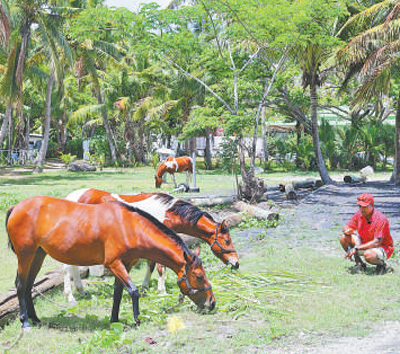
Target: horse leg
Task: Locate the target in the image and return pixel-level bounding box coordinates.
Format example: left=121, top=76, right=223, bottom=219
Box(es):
left=71, top=266, right=86, bottom=297
left=172, top=174, right=177, bottom=187
left=107, top=259, right=140, bottom=325
left=15, top=251, right=38, bottom=329
left=157, top=264, right=167, bottom=294
left=110, top=277, right=124, bottom=323
left=64, top=265, right=86, bottom=303
left=141, top=260, right=156, bottom=291
left=25, top=247, right=47, bottom=324
left=63, top=264, right=76, bottom=303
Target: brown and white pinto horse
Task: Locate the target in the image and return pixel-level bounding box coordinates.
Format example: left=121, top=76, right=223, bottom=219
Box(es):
left=64, top=188, right=239, bottom=301
left=6, top=196, right=215, bottom=329
left=155, top=156, right=193, bottom=188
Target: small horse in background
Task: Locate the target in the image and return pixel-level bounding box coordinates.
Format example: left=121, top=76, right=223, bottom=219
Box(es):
left=6, top=196, right=215, bottom=329
left=155, top=156, right=193, bottom=188
left=64, top=188, right=239, bottom=302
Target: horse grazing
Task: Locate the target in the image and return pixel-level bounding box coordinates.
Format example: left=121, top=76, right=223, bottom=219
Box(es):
left=6, top=196, right=215, bottom=329
left=154, top=156, right=193, bottom=188
left=64, top=188, right=239, bottom=302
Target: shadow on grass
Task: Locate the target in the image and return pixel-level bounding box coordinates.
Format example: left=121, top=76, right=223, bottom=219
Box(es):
left=38, top=315, right=111, bottom=332
left=0, top=171, right=131, bottom=186
left=347, top=265, right=395, bottom=276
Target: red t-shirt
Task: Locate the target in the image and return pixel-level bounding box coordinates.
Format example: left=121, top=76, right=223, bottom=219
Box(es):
left=346, top=209, right=394, bottom=258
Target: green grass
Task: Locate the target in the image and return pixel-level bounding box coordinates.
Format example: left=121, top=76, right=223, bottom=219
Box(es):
left=0, top=166, right=398, bottom=353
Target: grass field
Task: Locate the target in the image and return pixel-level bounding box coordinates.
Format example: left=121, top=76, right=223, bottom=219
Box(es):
left=0, top=165, right=398, bottom=353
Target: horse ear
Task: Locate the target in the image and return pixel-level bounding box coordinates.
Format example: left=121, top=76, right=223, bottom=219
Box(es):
left=220, top=220, right=228, bottom=231
left=194, top=247, right=201, bottom=256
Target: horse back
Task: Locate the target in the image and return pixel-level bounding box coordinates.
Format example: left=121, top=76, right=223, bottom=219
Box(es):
left=6, top=196, right=124, bottom=265
left=176, top=156, right=193, bottom=173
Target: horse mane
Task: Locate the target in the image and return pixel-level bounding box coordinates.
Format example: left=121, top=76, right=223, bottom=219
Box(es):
left=5, top=206, right=15, bottom=253
left=154, top=193, right=175, bottom=205
left=167, top=199, right=214, bottom=226
left=114, top=201, right=192, bottom=256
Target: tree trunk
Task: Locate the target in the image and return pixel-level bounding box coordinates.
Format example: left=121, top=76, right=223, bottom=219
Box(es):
left=95, top=88, right=117, bottom=163
left=310, top=74, right=333, bottom=185
left=390, top=89, right=400, bottom=185
left=60, top=106, right=67, bottom=152
left=7, top=106, right=13, bottom=165
left=14, top=20, right=30, bottom=152
left=261, top=105, right=269, bottom=170
left=34, top=71, right=55, bottom=172
left=237, top=138, right=267, bottom=203
left=137, top=118, right=146, bottom=164
left=0, top=99, right=12, bottom=148
left=204, top=127, right=212, bottom=170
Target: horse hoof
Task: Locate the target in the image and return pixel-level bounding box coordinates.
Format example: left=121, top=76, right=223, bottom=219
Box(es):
left=135, top=318, right=141, bottom=326
left=32, top=317, right=41, bottom=325
left=22, top=325, right=32, bottom=332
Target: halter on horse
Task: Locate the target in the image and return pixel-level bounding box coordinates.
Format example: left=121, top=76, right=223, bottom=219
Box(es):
left=154, top=156, right=193, bottom=188
left=6, top=196, right=215, bottom=329
left=64, top=188, right=239, bottom=301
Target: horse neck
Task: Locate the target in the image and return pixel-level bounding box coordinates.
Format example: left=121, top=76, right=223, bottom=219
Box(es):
left=192, top=215, right=217, bottom=242
left=156, top=164, right=166, bottom=178
left=145, top=238, right=186, bottom=276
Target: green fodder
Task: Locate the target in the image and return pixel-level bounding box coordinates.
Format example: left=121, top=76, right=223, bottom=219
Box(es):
left=206, top=268, right=319, bottom=320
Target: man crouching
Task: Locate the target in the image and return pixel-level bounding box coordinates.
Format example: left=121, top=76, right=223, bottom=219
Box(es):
left=340, top=193, right=394, bottom=274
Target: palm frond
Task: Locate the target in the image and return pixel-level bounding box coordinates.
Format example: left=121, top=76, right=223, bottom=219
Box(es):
left=337, top=0, right=398, bottom=38
left=70, top=104, right=103, bottom=124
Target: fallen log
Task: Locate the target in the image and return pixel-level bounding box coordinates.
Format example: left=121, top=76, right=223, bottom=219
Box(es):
left=344, top=165, right=373, bottom=184
left=0, top=266, right=89, bottom=327
left=223, top=213, right=243, bottom=228
left=292, top=178, right=322, bottom=190
left=0, top=268, right=63, bottom=327
left=185, top=195, right=235, bottom=207
left=344, top=175, right=366, bottom=184
left=284, top=183, right=297, bottom=200
left=233, top=201, right=280, bottom=221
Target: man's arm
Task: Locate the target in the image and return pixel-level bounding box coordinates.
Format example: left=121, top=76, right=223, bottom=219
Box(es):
left=345, top=237, right=383, bottom=259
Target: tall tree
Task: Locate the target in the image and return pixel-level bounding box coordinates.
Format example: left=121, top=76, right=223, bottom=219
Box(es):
left=337, top=0, right=400, bottom=185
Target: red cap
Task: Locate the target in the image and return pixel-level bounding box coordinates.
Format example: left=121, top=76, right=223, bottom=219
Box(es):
left=357, top=193, right=374, bottom=207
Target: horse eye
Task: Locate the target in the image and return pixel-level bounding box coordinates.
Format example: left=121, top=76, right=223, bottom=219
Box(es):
left=196, top=274, right=204, bottom=281
left=224, top=239, right=231, bottom=246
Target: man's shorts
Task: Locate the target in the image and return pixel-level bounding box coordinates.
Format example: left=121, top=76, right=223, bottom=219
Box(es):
left=352, top=234, right=388, bottom=261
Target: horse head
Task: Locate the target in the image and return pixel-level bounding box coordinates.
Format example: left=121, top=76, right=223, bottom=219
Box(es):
left=154, top=175, right=162, bottom=188
left=178, top=248, right=215, bottom=311
left=210, top=220, right=239, bottom=269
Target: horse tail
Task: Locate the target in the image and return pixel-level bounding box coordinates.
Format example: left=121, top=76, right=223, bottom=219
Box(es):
left=5, top=206, right=15, bottom=253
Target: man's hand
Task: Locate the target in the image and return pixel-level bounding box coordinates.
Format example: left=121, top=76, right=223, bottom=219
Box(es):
left=343, top=227, right=355, bottom=236
left=345, top=247, right=357, bottom=259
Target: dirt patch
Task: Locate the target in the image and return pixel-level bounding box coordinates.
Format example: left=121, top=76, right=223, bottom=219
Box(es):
left=239, top=180, right=400, bottom=353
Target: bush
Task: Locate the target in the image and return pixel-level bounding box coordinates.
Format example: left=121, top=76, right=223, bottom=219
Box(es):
left=66, top=138, right=84, bottom=158
left=46, top=140, right=60, bottom=158
left=218, top=137, right=240, bottom=173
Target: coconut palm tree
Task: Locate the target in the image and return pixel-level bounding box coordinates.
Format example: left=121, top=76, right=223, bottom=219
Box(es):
left=337, top=0, right=400, bottom=184
left=0, top=0, right=73, bottom=160
left=293, top=42, right=334, bottom=184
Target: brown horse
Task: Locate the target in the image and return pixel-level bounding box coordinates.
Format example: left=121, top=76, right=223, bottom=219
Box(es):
left=64, top=188, right=239, bottom=301
left=6, top=196, right=215, bottom=329
left=154, top=156, right=193, bottom=188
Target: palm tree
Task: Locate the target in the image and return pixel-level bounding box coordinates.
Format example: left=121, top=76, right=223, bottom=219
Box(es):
left=0, top=0, right=73, bottom=160
left=337, top=0, right=400, bottom=184
left=293, top=42, right=334, bottom=184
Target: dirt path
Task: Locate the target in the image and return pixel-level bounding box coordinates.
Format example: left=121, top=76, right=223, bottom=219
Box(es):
left=259, top=180, right=400, bottom=353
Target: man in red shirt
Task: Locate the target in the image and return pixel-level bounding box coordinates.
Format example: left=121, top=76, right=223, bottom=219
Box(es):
left=339, top=193, right=394, bottom=274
